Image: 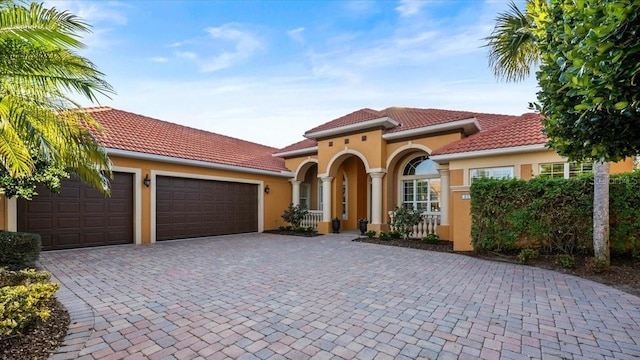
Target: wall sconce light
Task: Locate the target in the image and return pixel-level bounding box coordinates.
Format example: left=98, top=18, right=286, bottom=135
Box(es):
left=143, top=174, right=151, bottom=188
left=264, top=185, right=270, bottom=194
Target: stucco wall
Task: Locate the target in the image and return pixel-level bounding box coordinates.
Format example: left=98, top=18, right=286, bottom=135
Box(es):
left=3, top=154, right=293, bottom=244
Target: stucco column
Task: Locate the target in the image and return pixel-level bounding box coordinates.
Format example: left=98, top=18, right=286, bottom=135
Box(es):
left=321, top=177, right=333, bottom=222
left=370, top=172, right=385, bottom=224
left=438, top=169, right=450, bottom=225
left=290, top=180, right=301, bottom=206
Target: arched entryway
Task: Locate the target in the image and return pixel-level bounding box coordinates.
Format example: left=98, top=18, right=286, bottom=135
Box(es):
left=322, top=153, right=369, bottom=231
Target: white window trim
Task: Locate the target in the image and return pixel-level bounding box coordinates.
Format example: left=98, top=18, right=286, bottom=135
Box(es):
left=470, top=166, right=515, bottom=183
left=342, top=172, right=348, bottom=220
left=398, top=156, right=441, bottom=212
left=300, top=183, right=311, bottom=210
left=538, top=162, right=594, bottom=179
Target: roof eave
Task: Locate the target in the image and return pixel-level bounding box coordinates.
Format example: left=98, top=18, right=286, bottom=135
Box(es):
left=430, top=143, right=549, bottom=164
left=107, top=148, right=294, bottom=177
left=304, top=117, right=399, bottom=140
left=382, top=118, right=480, bottom=141
left=272, top=146, right=318, bottom=158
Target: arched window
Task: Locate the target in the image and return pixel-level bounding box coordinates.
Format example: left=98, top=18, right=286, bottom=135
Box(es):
left=401, top=156, right=440, bottom=212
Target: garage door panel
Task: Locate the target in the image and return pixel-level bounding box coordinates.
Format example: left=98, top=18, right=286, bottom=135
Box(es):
left=156, top=176, right=258, bottom=241
left=17, top=172, right=134, bottom=250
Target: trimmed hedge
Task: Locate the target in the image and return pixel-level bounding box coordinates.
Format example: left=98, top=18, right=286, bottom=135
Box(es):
left=470, top=172, right=640, bottom=254
left=0, top=231, right=41, bottom=268
left=0, top=268, right=59, bottom=337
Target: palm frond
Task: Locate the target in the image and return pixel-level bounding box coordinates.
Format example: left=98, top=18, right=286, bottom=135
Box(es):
left=0, top=2, right=89, bottom=49
left=483, top=1, right=540, bottom=82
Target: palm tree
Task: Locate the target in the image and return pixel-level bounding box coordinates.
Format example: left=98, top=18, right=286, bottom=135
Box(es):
left=484, top=0, right=611, bottom=266
left=0, top=1, right=114, bottom=194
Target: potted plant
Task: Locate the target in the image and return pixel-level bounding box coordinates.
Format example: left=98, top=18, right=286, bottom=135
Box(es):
left=331, top=217, right=341, bottom=233
left=358, top=218, right=368, bottom=235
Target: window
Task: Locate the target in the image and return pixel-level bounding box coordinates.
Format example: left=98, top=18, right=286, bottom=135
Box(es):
left=569, top=162, right=593, bottom=177
left=300, top=184, right=310, bottom=209
left=538, top=162, right=593, bottom=179
left=342, top=173, right=348, bottom=220
left=401, top=156, right=440, bottom=212
left=470, top=166, right=514, bottom=182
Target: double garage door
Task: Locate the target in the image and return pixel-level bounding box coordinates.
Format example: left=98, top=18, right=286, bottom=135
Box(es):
left=17, top=174, right=258, bottom=250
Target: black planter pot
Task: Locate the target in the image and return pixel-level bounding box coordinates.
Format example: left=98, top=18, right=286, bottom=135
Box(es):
left=331, top=219, right=341, bottom=233
left=358, top=220, right=368, bottom=235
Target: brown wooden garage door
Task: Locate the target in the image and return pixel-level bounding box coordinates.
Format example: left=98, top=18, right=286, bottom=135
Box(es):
left=17, top=172, right=134, bottom=250
left=156, top=176, right=258, bottom=241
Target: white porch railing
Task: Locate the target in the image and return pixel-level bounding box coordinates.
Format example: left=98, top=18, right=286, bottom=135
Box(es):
left=388, top=211, right=440, bottom=238
left=301, top=210, right=323, bottom=230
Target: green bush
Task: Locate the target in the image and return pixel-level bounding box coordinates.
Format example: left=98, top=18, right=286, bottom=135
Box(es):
left=518, top=249, right=539, bottom=264
left=378, top=231, right=390, bottom=241
left=364, top=230, right=377, bottom=239
left=281, top=204, right=309, bottom=229
left=0, top=231, right=41, bottom=268
left=555, top=254, right=576, bottom=269
left=585, top=257, right=608, bottom=273
left=422, top=234, right=439, bottom=244
left=470, top=172, right=640, bottom=256
left=389, top=230, right=402, bottom=239
left=0, top=268, right=59, bottom=338
left=390, top=207, right=421, bottom=239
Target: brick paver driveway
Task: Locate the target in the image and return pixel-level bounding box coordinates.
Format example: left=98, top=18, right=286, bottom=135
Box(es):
left=42, top=234, right=640, bottom=360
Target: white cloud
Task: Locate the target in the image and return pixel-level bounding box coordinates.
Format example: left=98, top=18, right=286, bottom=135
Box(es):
left=150, top=57, right=168, bottom=63
left=176, top=51, right=197, bottom=60
left=172, top=24, right=264, bottom=73
left=287, top=27, right=306, bottom=44
left=395, top=0, right=427, bottom=17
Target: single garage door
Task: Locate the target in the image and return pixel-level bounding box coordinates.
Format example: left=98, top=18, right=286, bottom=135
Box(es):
left=156, top=176, right=258, bottom=241
left=17, top=172, right=134, bottom=250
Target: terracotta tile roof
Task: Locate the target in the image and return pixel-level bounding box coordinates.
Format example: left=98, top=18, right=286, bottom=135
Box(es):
left=431, top=113, right=547, bottom=155
left=84, top=107, right=289, bottom=173
left=304, top=108, right=384, bottom=135
left=276, top=138, right=317, bottom=154
left=302, top=107, right=520, bottom=137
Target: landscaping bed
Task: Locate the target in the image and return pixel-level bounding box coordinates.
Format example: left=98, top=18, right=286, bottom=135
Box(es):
left=263, top=229, right=322, bottom=237
left=0, top=297, right=69, bottom=360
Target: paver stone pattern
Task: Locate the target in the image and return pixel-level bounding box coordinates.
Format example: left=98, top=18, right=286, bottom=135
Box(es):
left=40, top=234, right=640, bottom=360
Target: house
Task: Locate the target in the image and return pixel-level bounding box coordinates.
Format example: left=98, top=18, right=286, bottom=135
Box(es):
left=273, top=107, right=633, bottom=251
left=0, top=106, right=632, bottom=251
left=2, top=107, right=294, bottom=250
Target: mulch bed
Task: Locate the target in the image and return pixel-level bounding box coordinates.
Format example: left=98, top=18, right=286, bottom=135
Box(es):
left=353, top=237, right=454, bottom=252
left=0, top=297, right=69, bottom=360
left=263, top=229, right=322, bottom=237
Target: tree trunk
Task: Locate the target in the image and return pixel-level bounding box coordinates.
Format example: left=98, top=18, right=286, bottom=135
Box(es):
left=593, top=161, right=610, bottom=268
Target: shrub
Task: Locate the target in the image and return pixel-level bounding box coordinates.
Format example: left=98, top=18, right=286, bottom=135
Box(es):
left=389, top=230, right=402, bottom=239
left=0, top=268, right=59, bottom=338
left=555, top=254, right=576, bottom=269
left=470, top=174, right=640, bottom=255
left=278, top=226, right=286, bottom=231
left=518, top=249, right=539, bottom=264
left=378, top=231, right=390, bottom=241
left=0, top=231, right=41, bottom=269
left=281, top=204, right=309, bottom=229
left=585, top=257, right=609, bottom=273
left=390, top=207, right=421, bottom=239
left=0, top=268, right=51, bottom=287
left=422, top=233, right=439, bottom=244
left=364, top=230, right=377, bottom=239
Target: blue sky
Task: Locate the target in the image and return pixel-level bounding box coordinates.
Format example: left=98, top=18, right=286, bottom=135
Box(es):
left=49, top=0, right=536, bottom=149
